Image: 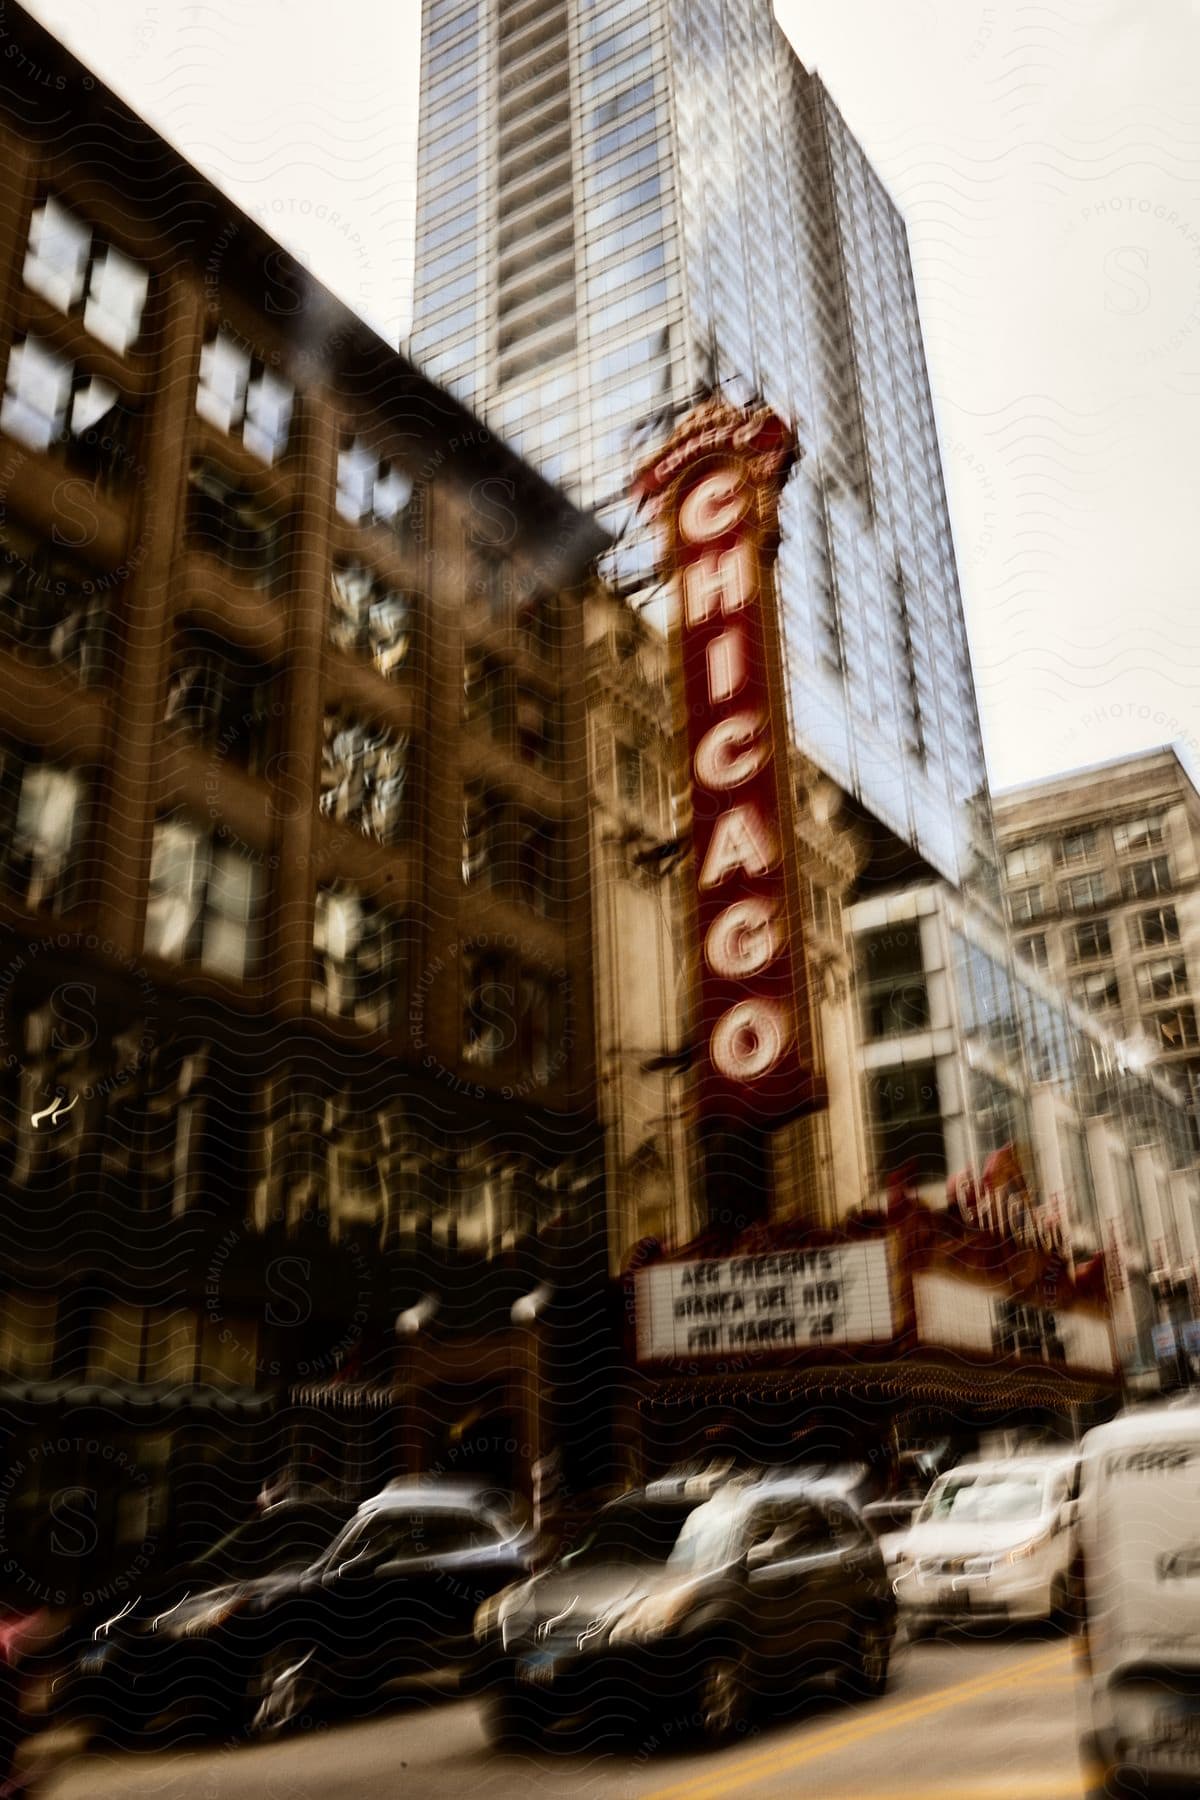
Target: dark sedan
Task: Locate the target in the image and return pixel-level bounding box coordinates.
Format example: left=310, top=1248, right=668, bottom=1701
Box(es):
left=71, top=1495, right=357, bottom=1743
left=477, top=1470, right=897, bottom=1748
left=242, top=1481, right=534, bottom=1736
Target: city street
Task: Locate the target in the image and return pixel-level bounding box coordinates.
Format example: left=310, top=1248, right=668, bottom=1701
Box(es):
left=41, top=1633, right=1091, bottom=1800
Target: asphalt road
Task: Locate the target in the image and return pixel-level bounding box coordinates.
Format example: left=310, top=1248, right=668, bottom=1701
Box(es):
left=37, top=1629, right=1092, bottom=1800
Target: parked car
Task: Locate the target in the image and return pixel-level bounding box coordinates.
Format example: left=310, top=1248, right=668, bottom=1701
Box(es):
left=891, top=1455, right=1080, bottom=1637
left=71, top=1494, right=358, bottom=1741
left=477, top=1468, right=896, bottom=1748
left=1075, top=1401, right=1200, bottom=1798
left=245, top=1479, right=534, bottom=1736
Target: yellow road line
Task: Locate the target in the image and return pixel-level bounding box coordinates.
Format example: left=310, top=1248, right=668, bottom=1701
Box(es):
left=643, top=1644, right=1072, bottom=1800
left=807, top=1783, right=1084, bottom=1800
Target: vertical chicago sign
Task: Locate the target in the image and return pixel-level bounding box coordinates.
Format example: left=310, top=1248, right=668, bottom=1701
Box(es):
left=634, top=400, right=818, bottom=1125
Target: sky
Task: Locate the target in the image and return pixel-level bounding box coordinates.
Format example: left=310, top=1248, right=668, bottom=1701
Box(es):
left=22, top=0, right=1200, bottom=795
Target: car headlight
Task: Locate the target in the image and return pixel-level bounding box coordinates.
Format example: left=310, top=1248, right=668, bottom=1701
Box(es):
left=176, top=1595, right=247, bottom=1637
left=474, top=1593, right=503, bottom=1642
left=1007, top=1531, right=1052, bottom=1564
left=608, top=1588, right=693, bottom=1647
left=474, top=1587, right=520, bottom=1647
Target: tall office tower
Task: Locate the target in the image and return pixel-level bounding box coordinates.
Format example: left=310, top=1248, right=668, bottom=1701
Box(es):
left=413, top=0, right=989, bottom=888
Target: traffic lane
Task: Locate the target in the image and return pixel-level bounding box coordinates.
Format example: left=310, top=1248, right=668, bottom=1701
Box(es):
left=637, top=1629, right=1086, bottom=1800
left=39, top=1632, right=1089, bottom=1800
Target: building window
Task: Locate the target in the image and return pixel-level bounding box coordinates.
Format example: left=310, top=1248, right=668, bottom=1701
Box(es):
left=1137, top=956, right=1189, bottom=1002
left=320, top=713, right=410, bottom=846
left=163, top=630, right=276, bottom=773
left=144, top=819, right=263, bottom=979
left=1057, top=1119, right=1099, bottom=1241
left=1072, top=969, right=1121, bottom=1013
left=1071, top=919, right=1112, bottom=962
left=515, top=590, right=556, bottom=660
left=0, top=534, right=108, bottom=685
left=312, top=886, right=397, bottom=1029
left=513, top=816, right=561, bottom=918
left=865, top=1063, right=945, bottom=1182
left=23, top=195, right=149, bottom=354
left=1016, top=935, right=1048, bottom=969
left=1122, top=856, right=1172, bottom=900
left=1113, top=815, right=1165, bottom=855
left=463, top=655, right=555, bottom=768
left=1, top=335, right=137, bottom=486
left=463, top=650, right=512, bottom=739
left=1061, top=872, right=1109, bottom=911
left=0, top=1292, right=57, bottom=1378
left=462, top=950, right=514, bottom=1069
left=462, top=781, right=500, bottom=890
left=196, top=329, right=293, bottom=465
left=336, top=438, right=413, bottom=532
left=613, top=737, right=665, bottom=826
left=1008, top=885, right=1043, bottom=925
left=518, top=970, right=555, bottom=1086
left=970, top=1068, right=1027, bottom=1156
left=1147, top=1005, right=1199, bottom=1051
left=1056, top=827, right=1099, bottom=866
left=1004, top=844, right=1046, bottom=883
left=1137, top=904, right=1180, bottom=948
left=515, top=687, right=557, bottom=770
left=329, top=562, right=414, bottom=678
left=187, top=460, right=283, bottom=589
left=857, top=925, right=929, bottom=1039
left=469, top=549, right=513, bottom=622
left=460, top=786, right=560, bottom=917
left=460, top=951, right=560, bottom=1084
left=0, top=755, right=88, bottom=914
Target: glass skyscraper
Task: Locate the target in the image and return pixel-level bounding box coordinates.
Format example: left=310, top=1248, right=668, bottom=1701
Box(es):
left=412, top=0, right=989, bottom=889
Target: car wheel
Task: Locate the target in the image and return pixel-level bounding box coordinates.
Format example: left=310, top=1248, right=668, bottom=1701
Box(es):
left=695, top=1647, right=751, bottom=1746
left=1051, top=1570, right=1083, bottom=1635
left=1079, top=1734, right=1154, bottom=1799
left=846, top=1617, right=892, bottom=1700
left=246, top=1645, right=323, bottom=1740
left=486, top=1682, right=541, bottom=1752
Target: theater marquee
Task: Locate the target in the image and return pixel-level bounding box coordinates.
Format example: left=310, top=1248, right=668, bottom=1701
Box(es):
left=633, top=400, right=818, bottom=1124
left=635, top=1242, right=895, bottom=1364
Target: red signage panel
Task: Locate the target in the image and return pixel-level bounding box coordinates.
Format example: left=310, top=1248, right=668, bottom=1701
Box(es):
left=634, top=400, right=818, bottom=1126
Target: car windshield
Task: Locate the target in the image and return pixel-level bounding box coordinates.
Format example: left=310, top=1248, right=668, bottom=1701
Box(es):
left=918, top=1473, right=1047, bottom=1525
left=666, top=1498, right=743, bottom=1576
left=322, top=1507, right=487, bottom=1570
left=189, top=1507, right=350, bottom=1584
left=557, top=1501, right=696, bottom=1570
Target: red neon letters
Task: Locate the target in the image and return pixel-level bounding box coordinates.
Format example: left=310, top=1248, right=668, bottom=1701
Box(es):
left=634, top=401, right=817, bottom=1123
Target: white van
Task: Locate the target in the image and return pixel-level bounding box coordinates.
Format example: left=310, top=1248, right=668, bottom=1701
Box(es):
left=891, top=1455, right=1078, bottom=1634
left=1075, top=1402, right=1200, bottom=1796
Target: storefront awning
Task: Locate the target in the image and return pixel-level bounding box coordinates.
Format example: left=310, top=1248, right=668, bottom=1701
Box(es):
left=639, top=1361, right=1116, bottom=1416
left=0, top=1379, right=275, bottom=1418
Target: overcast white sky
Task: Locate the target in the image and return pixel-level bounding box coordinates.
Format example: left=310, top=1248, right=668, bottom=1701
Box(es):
left=24, top=0, right=1200, bottom=794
